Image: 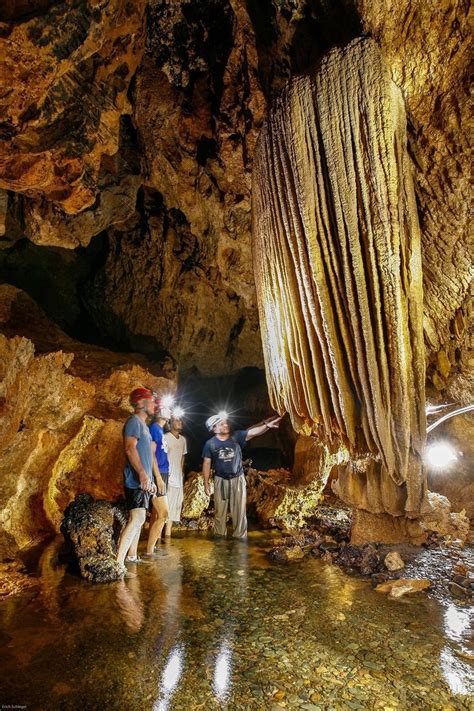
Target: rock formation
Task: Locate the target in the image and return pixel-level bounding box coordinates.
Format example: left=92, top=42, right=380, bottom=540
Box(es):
left=0, top=1, right=471, bottom=547
left=0, top=284, right=174, bottom=559
left=61, top=493, right=126, bottom=582
left=0, top=0, right=146, bottom=219
left=253, top=39, right=428, bottom=527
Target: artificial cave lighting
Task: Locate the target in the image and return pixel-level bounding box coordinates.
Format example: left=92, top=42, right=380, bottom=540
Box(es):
left=424, top=442, right=458, bottom=470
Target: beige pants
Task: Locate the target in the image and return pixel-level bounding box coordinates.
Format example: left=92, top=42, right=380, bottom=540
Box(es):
left=213, top=475, right=247, bottom=538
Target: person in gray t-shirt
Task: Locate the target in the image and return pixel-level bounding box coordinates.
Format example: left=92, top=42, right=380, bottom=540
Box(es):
left=116, top=388, right=166, bottom=574
left=202, top=412, right=283, bottom=538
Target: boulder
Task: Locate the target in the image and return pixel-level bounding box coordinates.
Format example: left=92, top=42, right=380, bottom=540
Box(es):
left=269, top=545, right=305, bottom=563
left=421, top=492, right=470, bottom=542
left=181, top=472, right=212, bottom=520
left=61, top=494, right=127, bottom=582
left=384, top=552, right=405, bottom=572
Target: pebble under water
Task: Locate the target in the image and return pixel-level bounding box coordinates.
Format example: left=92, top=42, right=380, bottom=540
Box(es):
left=0, top=533, right=472, bottom=710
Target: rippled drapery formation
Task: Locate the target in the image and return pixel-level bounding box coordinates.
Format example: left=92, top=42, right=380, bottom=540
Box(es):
left=252, top=39, right=427, bottom=516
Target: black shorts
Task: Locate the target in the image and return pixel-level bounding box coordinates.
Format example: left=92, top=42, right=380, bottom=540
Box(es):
left=124, top=487, right=152, bottom=511
left=154, top=472, right=169, bottom=498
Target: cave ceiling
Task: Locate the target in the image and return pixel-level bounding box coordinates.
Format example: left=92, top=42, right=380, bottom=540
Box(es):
left=0, top=0, right=471, bottom=389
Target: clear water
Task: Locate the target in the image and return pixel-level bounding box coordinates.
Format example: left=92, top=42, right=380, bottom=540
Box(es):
left=0, top=533, right=473, bottom=710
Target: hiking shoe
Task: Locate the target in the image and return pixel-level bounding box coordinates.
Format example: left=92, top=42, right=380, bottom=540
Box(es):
left=125, top=556, right=154, bottom=564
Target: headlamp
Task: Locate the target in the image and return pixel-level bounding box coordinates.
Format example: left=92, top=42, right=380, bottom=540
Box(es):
left=161, top=395, right=174, bottom=409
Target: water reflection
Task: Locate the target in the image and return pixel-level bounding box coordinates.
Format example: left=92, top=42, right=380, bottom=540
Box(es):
left=440, top=647, right=472, bottom=696
left=115, top=577, right=145, bottom=633
left=443, top=603, right=472, bottom=641
left=153, top=643, right=185, bottom=711
left=213, top=639, right=233, bottom=701
left=440, top=602, right=474, bottom=696
left=1, top=534, right=473, bottom=709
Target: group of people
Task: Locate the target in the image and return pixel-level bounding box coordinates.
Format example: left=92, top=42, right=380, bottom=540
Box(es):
left=116, top=387, right=282, bottom=577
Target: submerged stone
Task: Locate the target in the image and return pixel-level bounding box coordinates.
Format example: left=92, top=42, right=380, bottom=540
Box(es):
left=375, top=578, right=432, bottom=598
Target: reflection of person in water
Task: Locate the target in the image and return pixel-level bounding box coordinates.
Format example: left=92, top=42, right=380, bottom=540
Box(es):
left=115, top=576, right=145, bottom=633
left=202, top=412, right=283, bottom=538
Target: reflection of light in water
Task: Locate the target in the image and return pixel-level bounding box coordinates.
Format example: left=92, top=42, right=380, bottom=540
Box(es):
left=38, top=538, right=67, bottom=622
left=439, top=647, right=473, bottom=696
left=213, top=642, right=232, bottom=700
left=444, top=604, right=471, bottom=641
left=153, top=644, right=185, bottom=711
left=162, top=646, right=184, bottom=692
left=440, top=604, right=474, bottom=696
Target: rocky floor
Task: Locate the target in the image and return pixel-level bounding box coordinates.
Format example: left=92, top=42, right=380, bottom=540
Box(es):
left=0, top=532, right=472, bottom=710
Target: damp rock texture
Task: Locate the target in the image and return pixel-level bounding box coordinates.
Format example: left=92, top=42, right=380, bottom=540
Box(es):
left=0, top=284, right=174, bottom=560
left=253, top=38, right=427, bottom=519
left=0, top=0, right=146, bottom=226
left=354, top=0, right=472, bottom=397
left=61, top=493, right=126, bottom=582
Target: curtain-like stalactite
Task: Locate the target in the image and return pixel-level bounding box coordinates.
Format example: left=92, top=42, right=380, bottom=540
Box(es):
left=252, top=38, right=428, bottom=517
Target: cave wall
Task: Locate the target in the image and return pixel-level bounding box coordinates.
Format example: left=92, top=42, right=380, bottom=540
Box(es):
left=0, top=1, right=471, bottom=539
left=0, top=285, right=174, bottom=558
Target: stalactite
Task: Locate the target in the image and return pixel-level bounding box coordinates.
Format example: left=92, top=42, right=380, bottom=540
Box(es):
left=252, top=38, right=427, bottom=517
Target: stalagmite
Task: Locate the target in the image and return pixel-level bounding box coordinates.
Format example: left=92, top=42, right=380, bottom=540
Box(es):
left=252, top=39, right=428, bottom=520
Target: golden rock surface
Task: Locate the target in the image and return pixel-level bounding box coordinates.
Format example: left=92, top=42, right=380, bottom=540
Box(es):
left=253, top=39, right=427, bottom=516
left=1, top=2, right=471, bottom=383
left=0, top=285, right=174, bottom=558
left=0, top=0, right=146, bottom=217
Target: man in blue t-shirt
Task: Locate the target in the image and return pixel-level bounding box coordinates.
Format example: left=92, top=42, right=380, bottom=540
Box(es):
left=202, top=412, right=282, bottom=538
left=116, top=388, right=166, bottom=574
left=144, top=397, right=172, bottom=558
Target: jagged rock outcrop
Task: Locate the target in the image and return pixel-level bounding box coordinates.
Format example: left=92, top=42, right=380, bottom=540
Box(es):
left=0, top=0, right=146, bottom=224
left=0, top=284, right=174, bottom=559
left=354, top=1, right=472, bottom=393
left=253, top=38, right=428, bottom=524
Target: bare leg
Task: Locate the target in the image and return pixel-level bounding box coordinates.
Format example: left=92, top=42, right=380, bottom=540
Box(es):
left=116, top=509, right=146, bottom=566
left=146, top=496, right=169, bottom=554
left=164, top=520, right=172, bottom=537
left=128, top=527, right=142, bottom=559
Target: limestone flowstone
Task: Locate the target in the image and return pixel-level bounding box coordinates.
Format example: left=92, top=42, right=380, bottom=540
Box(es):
left=252, top=38, right=428, bottom=521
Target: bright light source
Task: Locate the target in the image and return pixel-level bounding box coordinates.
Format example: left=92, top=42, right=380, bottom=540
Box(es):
left=424, top=442, right=458, bottom=470
left=161, top=395, right=174, bottom=408
left=217, top=410, right=229, bottom=420
left=172, top=406, right=184, bottom=419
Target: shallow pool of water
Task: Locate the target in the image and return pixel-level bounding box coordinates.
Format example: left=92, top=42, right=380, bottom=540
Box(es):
left=0, top=533, right=472, bottom=710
